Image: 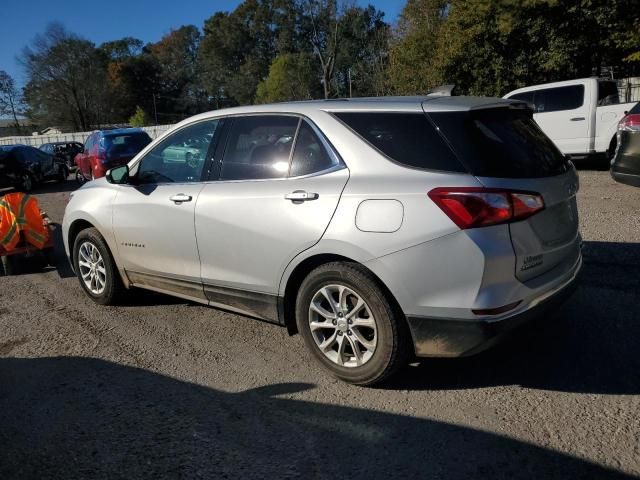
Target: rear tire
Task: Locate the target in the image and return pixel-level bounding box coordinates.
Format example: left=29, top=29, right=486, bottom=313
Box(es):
left=296, top=262, right=410, bottom=386
left=72, top=228, right=124, bottom=305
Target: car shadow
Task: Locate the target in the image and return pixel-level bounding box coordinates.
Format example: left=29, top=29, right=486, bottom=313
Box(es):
left=384, top=241, right=640, bottom=396
left=573, top=157, right=610, bottom=171
left=0, top=356, right=633, bottom=479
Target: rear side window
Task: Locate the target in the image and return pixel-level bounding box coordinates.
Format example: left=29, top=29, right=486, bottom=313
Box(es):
left=428, top=108, right=569, bottom=178
left=629, top=102, right=640, bottom=114
left=290, top=121, right=338, bottom=177
left=535, top=85, right=584, bottom=112
left=221, top=116, right=298, bottom=181
left=334, top=112, right=465, bottom=173
left=597, top=81, right=620, bottom=106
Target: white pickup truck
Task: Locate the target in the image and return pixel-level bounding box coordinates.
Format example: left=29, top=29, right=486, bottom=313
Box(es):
left=504, top=78, right=637, bottom=161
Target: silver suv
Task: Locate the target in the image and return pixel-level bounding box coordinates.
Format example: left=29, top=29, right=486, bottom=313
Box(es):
left=63, top=97, right=582, bottom=385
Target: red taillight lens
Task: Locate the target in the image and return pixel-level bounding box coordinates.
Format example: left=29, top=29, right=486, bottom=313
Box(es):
left=619, top=114, right=640, bottom=131
left=428, top=187, right=544, bottom=229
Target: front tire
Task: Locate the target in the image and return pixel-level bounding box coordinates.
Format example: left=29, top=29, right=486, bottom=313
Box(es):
left=73, top=228, right=124, bottom=305
left=296, top=262, right=410, bottom=386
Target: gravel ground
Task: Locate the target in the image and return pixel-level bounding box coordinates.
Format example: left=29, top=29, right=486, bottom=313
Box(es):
left=0, top=169, right=639, bottom=479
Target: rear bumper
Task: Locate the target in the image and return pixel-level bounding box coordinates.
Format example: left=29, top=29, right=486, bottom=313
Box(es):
left=611, top=168, right=640, bottom=187
left=406, top=254, right=581, bottom=357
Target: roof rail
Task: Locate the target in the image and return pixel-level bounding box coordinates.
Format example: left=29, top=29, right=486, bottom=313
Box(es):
left=427, top=85, right=457, bottom=96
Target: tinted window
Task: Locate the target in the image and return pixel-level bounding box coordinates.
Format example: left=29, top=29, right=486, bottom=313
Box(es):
left=290, top=121, right=338, bottom=177
left=630, top=102, right=640, bottom=115
left=534, top=85, right=584, bottom=113
left=428, top=108, right=569, bottom=178
left=136, top=120, right=219, bottom=184
left=334, top=112, right=465, bottom=172
left=221, top=116, right=298, bottom=181
left=84, top=135, right=96, bottom=151
left=597, top=81, right=620, bottom=106
left=102, top=132, right=151, bottom=153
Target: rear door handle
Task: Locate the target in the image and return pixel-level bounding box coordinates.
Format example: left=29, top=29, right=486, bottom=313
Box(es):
left=570, top=117, right=585, bottom=121
left=169, top=194, right=192, bottom=204
left=284, top=191, right=319, bottom=202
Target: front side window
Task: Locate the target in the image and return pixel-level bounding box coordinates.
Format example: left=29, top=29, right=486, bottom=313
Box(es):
left=136, top=120, right=219, bottom=184
left=535, top=85, right=584, bottom=113
left=289, top=121, right=339, bottom=177
left=220, top=115, right=298, bottom=181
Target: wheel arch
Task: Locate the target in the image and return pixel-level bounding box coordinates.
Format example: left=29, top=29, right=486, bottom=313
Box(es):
left=280, top=253, right=407, bottom=342
left=67, top=219, right=96, bottom=258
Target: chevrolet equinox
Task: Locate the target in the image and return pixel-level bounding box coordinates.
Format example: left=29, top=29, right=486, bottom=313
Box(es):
left=63, top=97, right=582, bottom=385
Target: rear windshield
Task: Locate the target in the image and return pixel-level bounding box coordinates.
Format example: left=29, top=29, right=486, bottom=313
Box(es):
left=102, top=133, right=151, bottom=151
left=629, top=102, right=640, bottom=114
left=427, top=108, right=569, bottom=178
left=333, top=112, right=466, bottom=173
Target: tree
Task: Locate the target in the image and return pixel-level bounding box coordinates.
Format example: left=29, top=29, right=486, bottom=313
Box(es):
left=387, top=0, right=448, bottom=95
left=198, top=1, right=303, bottom=107
left=149, top=25, right=207, bottom=120
left=128, top=105, right=150, bottom=127
left=0, top=71, right=25, bottom=134
left=255, top=53, right=319, bottom=103
left=21, top=23, right=108, bottom=130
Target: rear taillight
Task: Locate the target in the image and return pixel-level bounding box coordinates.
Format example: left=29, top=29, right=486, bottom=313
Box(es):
left=619, top=114, right=640, bottom=131
left=428, top=187, right=544, bottom=229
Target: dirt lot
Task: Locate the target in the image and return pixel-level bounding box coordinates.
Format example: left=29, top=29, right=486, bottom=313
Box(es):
left=0, top=169, right=639, bottom=479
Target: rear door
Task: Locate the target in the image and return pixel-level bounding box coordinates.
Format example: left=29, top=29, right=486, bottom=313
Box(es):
left=195, top=115, right=348, bottom=312
left=427, top=106, right=581, bottom=283
left=531, top=83, right=591, bottom=154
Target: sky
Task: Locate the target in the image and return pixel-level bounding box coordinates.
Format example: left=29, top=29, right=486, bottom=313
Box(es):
left=0, top=0, right=404, bottom=87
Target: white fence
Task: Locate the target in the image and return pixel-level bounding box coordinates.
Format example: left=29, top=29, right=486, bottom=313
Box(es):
left=0, top=124, right=174, bottom=147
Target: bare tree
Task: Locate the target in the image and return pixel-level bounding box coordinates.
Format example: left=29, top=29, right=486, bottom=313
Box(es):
left=0, top=71, right=24, bottom=134
left=20, top=22, right=108, bottom=130
left=303, top=0, right=354, bottom=99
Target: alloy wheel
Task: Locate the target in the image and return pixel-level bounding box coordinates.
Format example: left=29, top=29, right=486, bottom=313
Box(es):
left=78, top=241, right=107, bottom=295
left=308, top=284, right=378, bottom=367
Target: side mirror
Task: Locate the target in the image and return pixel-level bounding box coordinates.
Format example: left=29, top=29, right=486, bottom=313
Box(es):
left=106, top=165, right=129, bottom=185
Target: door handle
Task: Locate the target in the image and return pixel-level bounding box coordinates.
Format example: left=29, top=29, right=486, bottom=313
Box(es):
left=570, top=117, right=585, bottom=121
left=284, top=191, right=319, bottom=202
left=169, top=193, right=192, bottom=204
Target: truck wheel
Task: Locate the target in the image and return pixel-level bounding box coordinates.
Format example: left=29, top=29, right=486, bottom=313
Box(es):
left=296, top=262, right=411, bottom=386
left=73, top=228, right=125, bottom=305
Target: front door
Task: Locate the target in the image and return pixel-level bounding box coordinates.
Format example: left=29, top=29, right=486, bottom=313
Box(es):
left=111, top=119, right=222, bottom=300
left=195, top=115, right=349, bottom=319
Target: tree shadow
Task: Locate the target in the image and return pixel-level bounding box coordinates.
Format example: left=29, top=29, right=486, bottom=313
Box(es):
left=384, top=241, right=640, bottom=396
left=0, top=357, right=633, bottom=479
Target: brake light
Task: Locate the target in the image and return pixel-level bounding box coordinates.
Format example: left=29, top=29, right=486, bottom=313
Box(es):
left=428, top=187, right=544, bottom=229
left=619, top=113, right=640, bottom=131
